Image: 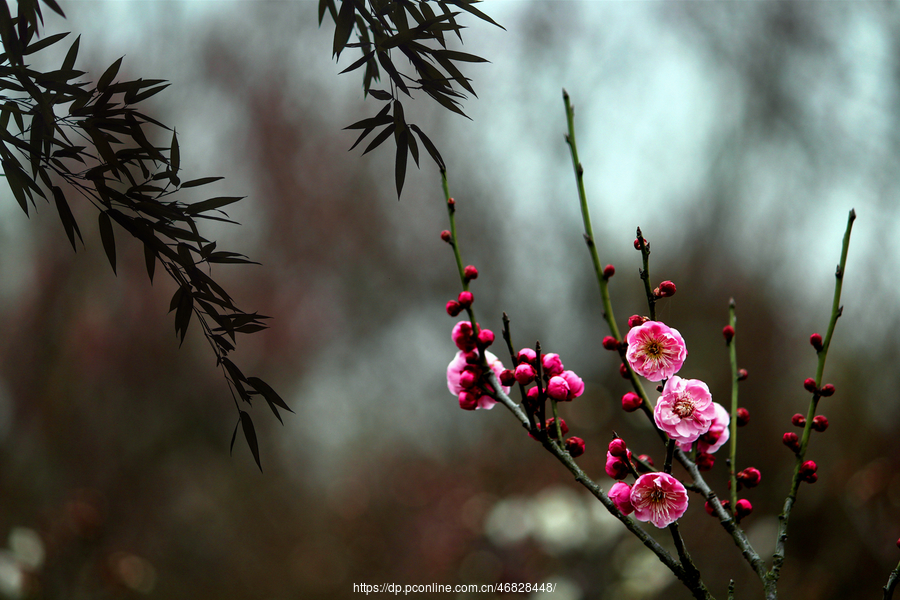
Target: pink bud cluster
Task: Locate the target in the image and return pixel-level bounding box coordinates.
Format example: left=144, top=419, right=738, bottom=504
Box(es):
left=511, top=348, right=586, bottom=455
left=446, top=322, right=510, bottom=411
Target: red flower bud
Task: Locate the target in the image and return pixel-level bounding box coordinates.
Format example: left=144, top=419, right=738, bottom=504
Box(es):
left=566, top=437, right=586, bottom=458
left=627, top=315, right=647, bottom=328
left=545, top=417, right=569, bottom=439
left=459, top=369, right=478, bottom=389
left=811, top=415, right=829, bottom=432
left=783, top=432, right=800, bottom=452
left=696, top=452, right=715, bottom=471
left=621, top=392, right=643, bottom=412
left=804, top=378, right=817, bottom=393
left=738, top=467, right=761, bottom=488
left=799, top=460, right=818, bottom=478
left=447, top=197, right=456, bottom=207
left=603, top=264, right=615, bottom=278
left=736, top=407, right=750, bottom=427
left=458, top=390, right=478, bottom=411
left=633, top=237, right=647, bottom=250
left=457, top=291, right=473, bottom=309
left=499, top=369, right=516, bottom=387
left=635, top=454, right=654, bottom=473
left=820, top=384, right=835, bottom=397
left=440, top=230, right=452, bottom=243
left=602, top=336, right=619, bottom=351
left=446, top=300, right=462, bottom=316
left=514, top=364, right=536, bottom=386
left=810, top=333, right=824, bottom=351
left=791, top=413, right=806, bottom=427
left=722, top=325, right=735, bottom=343
left=608, top=438, right=628, bottom=458
left=737, top=368, right=748, bottom=381
left=463, top=265, right=479, bottom=281
left=477, top=329, right=494, bottom=347
left=735, top=498, right=753, bottom=522
left=619, top=363, right=630, bottom=379
left=658, top=280, right=676, bottom=297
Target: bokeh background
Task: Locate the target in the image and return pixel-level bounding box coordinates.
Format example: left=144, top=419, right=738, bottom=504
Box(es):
left=1, top=1, right=899, bottom=599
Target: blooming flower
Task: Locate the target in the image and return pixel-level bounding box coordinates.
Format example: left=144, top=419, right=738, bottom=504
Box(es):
left=630, top=472, right=689, bottom=528
left=625, top=321, right=687, bottom=381
left=678, top=401, right=730, bottom=454
left=446, top=350, right=509, bottom=410
left=609, top=482, right=634, bottom=515
left=654, top=376, right=715, bottom=444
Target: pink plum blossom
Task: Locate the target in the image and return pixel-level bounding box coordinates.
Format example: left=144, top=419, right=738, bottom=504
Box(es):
left=654, top=376, right=716, bottom=444
left=609, top=482, right=634, bottom=515
left=678, top=402, right=730, bottom=454
left=447, top=350, right=509, bottom=410
left=515, top=363, right=536, bottom=385
left=630, top=472, right=689, bottom=528
left=625, top=321, right=687, bottom=382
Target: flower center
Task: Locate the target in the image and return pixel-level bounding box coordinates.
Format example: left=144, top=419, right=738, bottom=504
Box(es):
left=672, top=394, right=695, bottom=419
left=646, top=340, right=663, bottom=357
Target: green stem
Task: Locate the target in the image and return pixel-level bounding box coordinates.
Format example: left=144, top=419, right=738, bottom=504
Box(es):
left=883, top=560, right=900, bottom=600
left=768, top=208, right=856, bottom=597
left=727, top=299, right=739, bottom=515
left=441, top=170, right=468, bottom=289
left=563, top=89, right=621, bottom=342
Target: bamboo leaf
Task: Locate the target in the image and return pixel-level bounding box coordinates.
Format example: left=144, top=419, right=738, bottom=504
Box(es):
left=240, top=410, right=262, bottom=472
left=98, top=211, right=116, bottom=274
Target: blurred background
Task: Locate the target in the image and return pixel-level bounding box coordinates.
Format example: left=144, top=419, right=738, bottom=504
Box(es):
left=0, top=1, right=898, bottom=599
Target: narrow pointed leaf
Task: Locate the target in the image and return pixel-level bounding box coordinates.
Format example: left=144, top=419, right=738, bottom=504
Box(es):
left=185, top=196, right=243, bottom=215
left=52, top=186, right=82, bottom=251
left=332, top=0, right=356, bottom=58
left=40, top=0, right=65, bottom=18
left=143, top=240, right=156, bottom=283
left=179, top=176, right=223, bottom=189
left=98, top=211, right=116, bottom=274
left=97, top=56, right=123, bottom=92
left=239, top=411, right=262, bottom=471
left=409, top=124, right=444, bottom=170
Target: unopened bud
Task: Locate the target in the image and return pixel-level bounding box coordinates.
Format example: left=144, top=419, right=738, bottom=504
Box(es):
left=514, top=363, right=536, bottom=386
left=633, top=237, right=647, bottom=250
left=446, top=300, right=462, bottom=317
left=602, top=336, right=619, bottom=351
left=810, top=333, right=824, bottom=352
left=477, top=328, right=494, bottom=347
left=546, top=417, right=569, bottom=439
left=463, top=265, right=479, bottom=281
left=791, top=414, right=806, bottom=427
left=722, top=325, right=735, bottom=343
left=621, top=392, right=642, bottom=412
left=566, top=437, right=585, bottom=458
left=738, top=467, right=761, bottom=488
left=804, top=378, right=818, bottom=393
left=635, top=454, right=654, bottom=473
left=516, top=348, right=537, bottom=365
left=619, top=363, right=630, bottom=379
left=736, top=408, right=750, bottom=427
left=782, top=432, right=800, bottom=452
left=696, top=452, right=715, bottom=471
left=447, top=197, right=456, bottom=207
left=658, top=280, right=676, bottom=297
left=440, top=230, right=452, bottom=243
left=458, top=369, right=478, bottom=389
left=603, top=264, right=616, bottom=279
left=799, top=460, right=818, bottom=479
left=737, top=368, right=748, bottom=381
left=608, top=438, right=628, bottom=458
left=499, top=369, right=516, bottom=387
left=735, top=498, right=753, bottom=522
left=812, top=415, right=829, bottom=432
left=458, top=390, right=478, bottom=411
left=457, top=291, right=473, bottom=309
left=821, top=384, right=835, bottom=397
left=627, top=315, right=647, bottom=328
